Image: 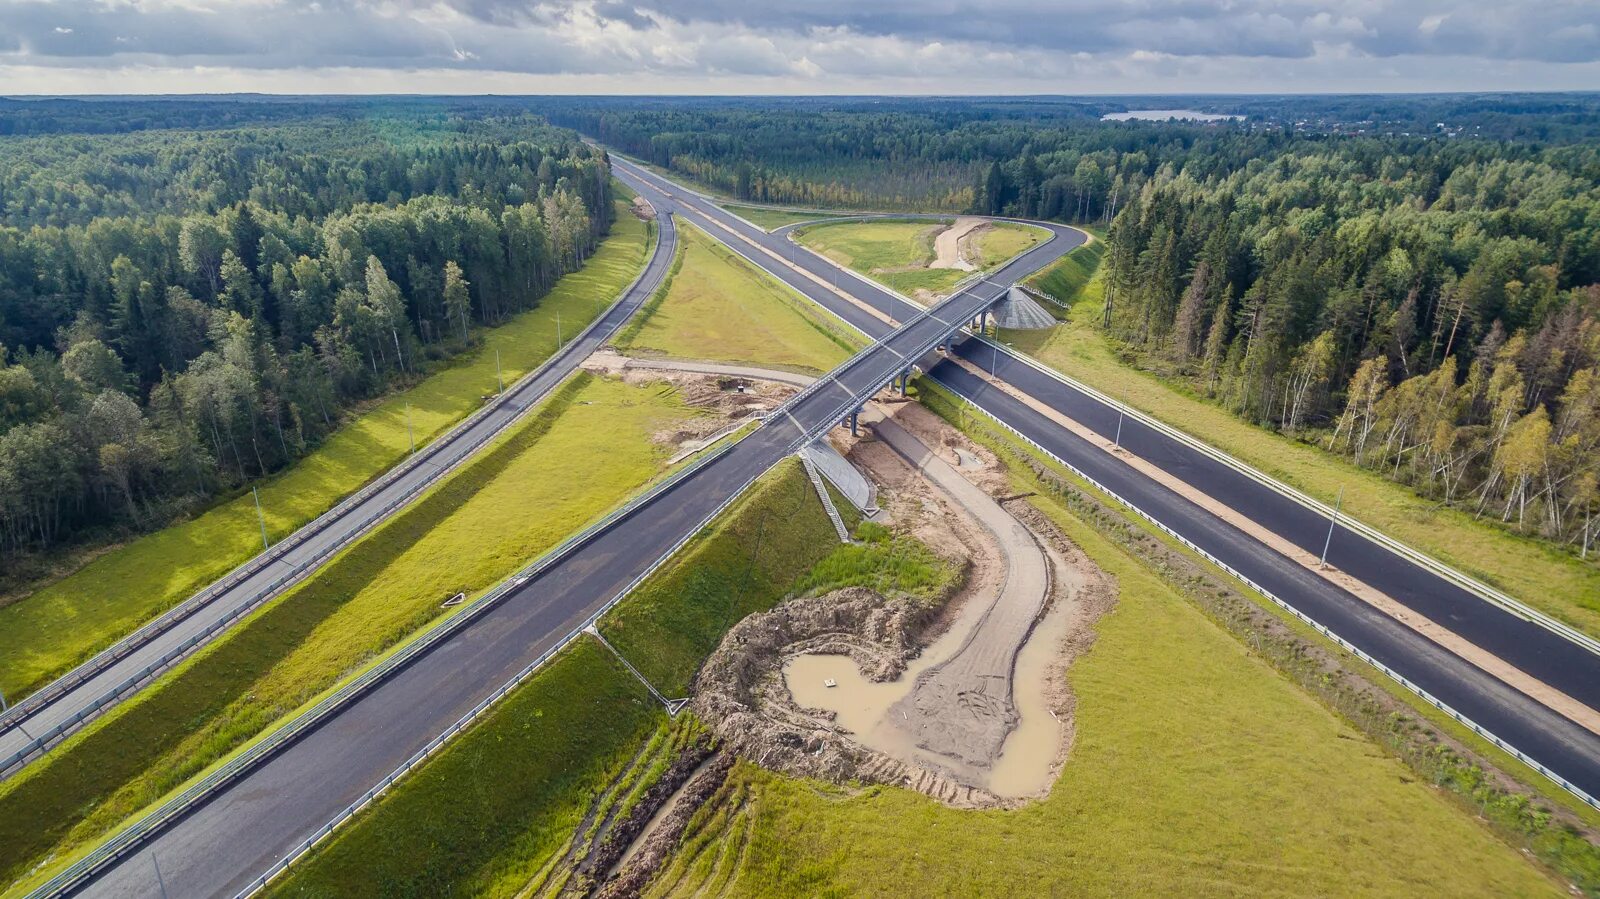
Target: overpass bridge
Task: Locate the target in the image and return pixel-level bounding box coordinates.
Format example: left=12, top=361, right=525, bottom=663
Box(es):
left=34, top=232, right=1024, bottom=899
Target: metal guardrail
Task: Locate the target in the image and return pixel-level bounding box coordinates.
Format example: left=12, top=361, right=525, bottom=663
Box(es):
left=26, top=404, right=750, bottom=899
left=235, top=432, right=770, bottom=898
left=932, top=374, right=1600, bottom=812
left=0, top=213, right=672, bottom=771
left=622, top=162, right=1600, bottom=804
left=969, top=333, right=1600, bottom=661
left=29, top=264, right=990, bottom=898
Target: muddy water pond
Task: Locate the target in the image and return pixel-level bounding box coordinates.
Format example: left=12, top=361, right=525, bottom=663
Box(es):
left=783, top=593, right=1072, bottom=800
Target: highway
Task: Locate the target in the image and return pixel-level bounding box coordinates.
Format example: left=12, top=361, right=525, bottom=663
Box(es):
left=32, top=156, right=1600, bottom=897
left=607, top=156, right=1600, bottom=800
left=52, top=219, right=1037, bottom=898
left=0, top=210, right=680, bottom=776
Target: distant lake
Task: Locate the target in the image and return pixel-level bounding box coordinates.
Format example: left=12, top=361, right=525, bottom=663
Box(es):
left=1102, top=109, right=1242, bottom=122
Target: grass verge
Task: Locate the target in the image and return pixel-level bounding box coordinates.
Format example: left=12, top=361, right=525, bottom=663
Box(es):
left=0, top=373, right=699, bottom=891
left=722, top=205, right=849, bottom=231
left=269, top=639, right=661, bottom=898
left=266, top=458, right=850, bottom=894
left=794, top=217, right=1043, bottom=298
left=1002, top=238, right=1600, bottom=640
left=615, top=222, right=861, bottom=376
left=642, top=385, right=1573, bottom=897
left=0, top=198, right=654, bottom=703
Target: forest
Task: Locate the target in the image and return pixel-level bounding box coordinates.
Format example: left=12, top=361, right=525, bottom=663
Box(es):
left=552, top=95, right=1600, bottom=554
left=0, top=100, right=614, bottom=565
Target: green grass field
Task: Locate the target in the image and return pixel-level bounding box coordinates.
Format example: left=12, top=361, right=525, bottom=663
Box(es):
left=0, top=373, right=700, bottom=892
left=722, top=204, right=848, bottom=231
left=617, top=222, right=861, bottom=375
left=268, top=459, right=850, bottom=895
left=644, top=444, right=1563, bottom=897
left=0, top=200, right=653, bottom=704
left=794, top=218, right=1043, bottom=298
left=1004, top=239, right=1600, bottom=638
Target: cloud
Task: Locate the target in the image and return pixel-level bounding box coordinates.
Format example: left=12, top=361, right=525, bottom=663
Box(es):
left=0, top=0, right=1595, bottom=92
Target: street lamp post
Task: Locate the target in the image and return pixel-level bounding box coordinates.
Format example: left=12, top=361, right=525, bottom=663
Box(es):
left=251, top=487, right=269, bottom=551
left=1321, top=487, right=1345, bottom=569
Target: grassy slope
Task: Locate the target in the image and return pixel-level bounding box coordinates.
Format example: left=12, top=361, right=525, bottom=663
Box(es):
left=267, top=459, right=846, bottom=896
left=616, top=222, right=860, bottom=375
left=795, top=218, right=1042, bottom=297
left=1004, top=240, right=1600, bottom=636
left=722, top=204, right=848, bottom=231
left=0, top=374, right=699, bottom=890
left=648, top=449, right=1561, bottom=897
left=272, top=639, right=661, bottom=899
left=0, top=200, right=652, bottom=703
left=598, top=460, right=845, bottom=697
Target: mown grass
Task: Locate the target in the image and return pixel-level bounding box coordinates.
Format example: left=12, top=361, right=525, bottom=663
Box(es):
left=0, top=373, right=699, bottom=891
left=268, top=459, right=849, bottom=895
left=1002, top=239, right=1600, bottom=637
left=598, top=459, right=843, bottom=697
left=1023, top=235, right=1105, bottom=314
left=794, top=218, right=1042, bottom=298
left=616, top=222, right=861, bottom=376
left=969, top=221, right=1045, bottom=268
left=0, top=199, right=653, bottom=703
left=273, top=639, right=660, bottom=899
left=646, top=430, right=1565, bottom=897
left=722, top=204, right=848, bottom=231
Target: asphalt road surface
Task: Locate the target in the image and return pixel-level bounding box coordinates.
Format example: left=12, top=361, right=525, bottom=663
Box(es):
left=44, top=159, right=1600, bottom=897
left=63, top=223, right=1027, bottom=898
left=0, top=211, right=680, bottom=775
left=609, top=156, right=1600, bottom=799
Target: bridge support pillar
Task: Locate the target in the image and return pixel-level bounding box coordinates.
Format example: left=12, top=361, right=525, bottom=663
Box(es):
left=848, top=408, right=860, bottom=435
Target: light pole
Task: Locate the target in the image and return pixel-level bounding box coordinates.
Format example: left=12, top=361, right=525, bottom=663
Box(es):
left=251, top=487, right=269, bottom=551
left=405, top=403, right=414, bottom=454
left=1320, top=486, right=1345, bottom=569
left=151, top=853, right=170, bottom=899
left=556, top=310, right=562, bottom=349
left=1114, top=409, right=1124, bottom=449
left=495, top=348, right=504, bottom=393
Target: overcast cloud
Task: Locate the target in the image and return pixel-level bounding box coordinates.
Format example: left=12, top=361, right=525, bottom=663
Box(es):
left=0, top=0, right=1596, bottom=94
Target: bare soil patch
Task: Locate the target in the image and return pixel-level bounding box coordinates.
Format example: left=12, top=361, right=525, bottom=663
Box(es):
left=931, top=217, right=988, bottom=271
left=693, top=403, right=1114, bottom=808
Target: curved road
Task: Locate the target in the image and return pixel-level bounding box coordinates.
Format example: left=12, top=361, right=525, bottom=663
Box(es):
left=0, top=207, right=680, bottom=776
left=55, top=212, right=1054, bottom=899
left=608, top=156, right=1600, bottom=801
left=31, top=156, right=1600, bottom=898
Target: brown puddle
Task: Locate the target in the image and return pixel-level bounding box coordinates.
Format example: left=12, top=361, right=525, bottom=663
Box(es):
left=783, top=589, right=1068, bottom=800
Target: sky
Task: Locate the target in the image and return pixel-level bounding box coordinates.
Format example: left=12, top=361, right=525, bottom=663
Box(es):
left=1, top=0, right=1597, bottom=95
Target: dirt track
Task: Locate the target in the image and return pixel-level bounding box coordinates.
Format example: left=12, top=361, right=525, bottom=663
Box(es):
left=931, top=217, right=988, bottom=271
left=874, top=414, right=1052, bottom=771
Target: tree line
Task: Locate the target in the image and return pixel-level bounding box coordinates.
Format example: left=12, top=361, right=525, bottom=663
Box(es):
left=1101, top=143, right=1600, bottom=552
left=544, top=95, right=1600, bottom=557
left=0, top=106, right=615, bottom=565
